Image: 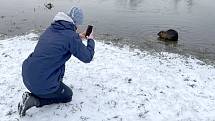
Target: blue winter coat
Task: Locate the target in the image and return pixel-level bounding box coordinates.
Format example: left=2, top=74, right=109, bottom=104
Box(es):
left=22, top=20, right=95, bottom=95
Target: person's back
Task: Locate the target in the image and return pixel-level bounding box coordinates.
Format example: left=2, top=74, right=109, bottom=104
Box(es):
left=22, top=20, right=92, bottom=95
left=19, top=7, right=95, bottom=117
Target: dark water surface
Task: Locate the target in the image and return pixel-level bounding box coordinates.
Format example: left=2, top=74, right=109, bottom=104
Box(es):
left=0, top=0, right=215, bottom=63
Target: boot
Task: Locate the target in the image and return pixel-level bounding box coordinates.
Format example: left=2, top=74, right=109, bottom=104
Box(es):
left=18, top=92, right=40, bottom=117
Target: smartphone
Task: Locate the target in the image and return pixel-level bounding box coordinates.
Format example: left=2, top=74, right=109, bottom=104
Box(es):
left=85, top=25, right=93, bottom=37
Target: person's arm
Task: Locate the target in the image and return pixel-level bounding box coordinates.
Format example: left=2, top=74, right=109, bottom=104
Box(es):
left=70, top=33, right=95, bottom=63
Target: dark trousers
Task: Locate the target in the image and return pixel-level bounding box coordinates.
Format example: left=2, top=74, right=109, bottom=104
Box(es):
left=32, top=82, right=73, bottom=107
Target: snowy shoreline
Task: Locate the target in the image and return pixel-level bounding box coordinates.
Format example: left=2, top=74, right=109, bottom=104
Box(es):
left=0, top=33, right=215, bottom=121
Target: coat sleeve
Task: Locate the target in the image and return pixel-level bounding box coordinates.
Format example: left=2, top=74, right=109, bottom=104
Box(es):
left=70, top=34, right=95, bottom=63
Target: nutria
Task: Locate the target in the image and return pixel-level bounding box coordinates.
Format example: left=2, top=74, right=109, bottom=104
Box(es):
left=158, top=29, right=178, bottom=41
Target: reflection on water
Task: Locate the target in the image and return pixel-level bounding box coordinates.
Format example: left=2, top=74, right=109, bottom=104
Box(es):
left=0, top=0, right=215, bottom=63
left=174, top=0, right=194, bottom=7
left=116, top=0, right=144, bottom=9
left=187, top=0, right=193, bottom=7
left=173, top=0, right=194, bottom=12
left=116, top=0, right=194, bottom=12
left=129, top=0, right=143, bottom=9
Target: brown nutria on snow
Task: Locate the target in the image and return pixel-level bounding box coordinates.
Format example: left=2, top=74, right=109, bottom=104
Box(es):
left=158, top=29, right=178, bottom=41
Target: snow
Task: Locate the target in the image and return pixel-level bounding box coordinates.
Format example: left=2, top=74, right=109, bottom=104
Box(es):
left=0, top=33, right=215, bottom=121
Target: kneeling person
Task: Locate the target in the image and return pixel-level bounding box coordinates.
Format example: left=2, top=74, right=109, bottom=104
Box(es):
left=18, top=7, right=95, bottom=117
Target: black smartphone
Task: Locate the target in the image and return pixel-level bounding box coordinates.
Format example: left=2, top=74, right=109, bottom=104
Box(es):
left=85, top=25, right=93, bottom=37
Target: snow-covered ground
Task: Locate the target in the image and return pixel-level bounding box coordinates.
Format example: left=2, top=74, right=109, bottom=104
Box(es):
left=0, top=33, right=215, bottom=121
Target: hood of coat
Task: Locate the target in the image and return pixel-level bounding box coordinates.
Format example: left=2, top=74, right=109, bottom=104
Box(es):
left=52, top=12, right=77, bottom=31
left=53, top=12, right=75, bottom=24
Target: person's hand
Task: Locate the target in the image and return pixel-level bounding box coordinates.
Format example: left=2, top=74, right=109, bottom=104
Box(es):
left=79, top=32, right=86, bottom=40
left=86, top=30, right=94, bottom=40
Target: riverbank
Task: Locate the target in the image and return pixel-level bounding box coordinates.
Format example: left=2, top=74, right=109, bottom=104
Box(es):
left=0, top=33, right=215, bottom=121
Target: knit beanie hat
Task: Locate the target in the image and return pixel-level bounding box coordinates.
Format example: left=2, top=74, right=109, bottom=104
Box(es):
left=67, top=7, right=84, bottom=25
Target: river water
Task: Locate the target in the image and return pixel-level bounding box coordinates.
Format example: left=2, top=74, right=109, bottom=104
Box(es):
left=0, top=0, right=214, bottom=63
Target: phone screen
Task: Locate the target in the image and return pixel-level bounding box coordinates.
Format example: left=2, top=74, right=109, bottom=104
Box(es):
left=85, top=25, right=93, bottom=37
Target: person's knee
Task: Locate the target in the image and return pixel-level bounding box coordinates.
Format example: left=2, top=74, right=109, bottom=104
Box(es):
left=62, top=88, right=73, bottom=103
left=67, top=95, right=72, bottom=102
left=60, top=83, right=73, bottom=102
left=62, top=94, right=72, bottom=103
left=68, top=89, right=73, bottom=101
left=67, top=90, right=73, bottom=101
